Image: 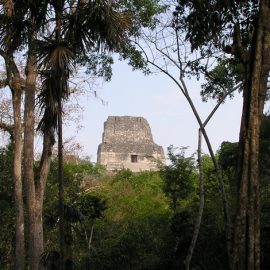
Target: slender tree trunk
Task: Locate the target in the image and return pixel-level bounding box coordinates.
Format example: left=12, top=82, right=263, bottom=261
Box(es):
left=24, top=52, right=38, bottom=270
left=233, top=1, right=270, bottom=269
left=35, top=128, right=55, bottom=265
left=54, top=4, right=67, bottom=268
left=183, top=84, right=240, bottom=270
left=12, top=88, right=25, bottom=270
left=184, top=93, right=233, bottom=265
left=145, top=52, right=233, bottom=265
left=5, top=51, right=26, bottom=270
left=184, top=128, right=204, bottom=270
left=58, top=99, right=66, bottom=270
left=37, top=127, right=55, bottom=267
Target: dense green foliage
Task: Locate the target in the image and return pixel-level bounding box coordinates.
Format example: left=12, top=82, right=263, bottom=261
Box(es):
left=160, top=146, right=197, bottom=213
left=0, top=145, right=14, bottom=270
left=86, top=170, right=173, bottom=270
left=174, top=0, right=258, bottom=52
left=1, top=130, right=269, bottom=269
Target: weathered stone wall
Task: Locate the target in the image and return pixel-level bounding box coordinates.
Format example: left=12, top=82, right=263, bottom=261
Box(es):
left=97, top=116, right=165, bottom=172
left=102, top=116, right=153, bottom=143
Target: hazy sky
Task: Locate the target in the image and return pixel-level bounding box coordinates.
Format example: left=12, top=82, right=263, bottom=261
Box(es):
left=66, top=59, right=243, bottom=162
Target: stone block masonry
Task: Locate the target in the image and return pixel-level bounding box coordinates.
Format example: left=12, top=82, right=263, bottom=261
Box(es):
left=97, top=116, right=165, bottom=172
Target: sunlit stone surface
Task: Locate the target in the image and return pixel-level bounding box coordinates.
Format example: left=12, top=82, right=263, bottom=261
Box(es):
left=97, top=116, right=165, bottom=172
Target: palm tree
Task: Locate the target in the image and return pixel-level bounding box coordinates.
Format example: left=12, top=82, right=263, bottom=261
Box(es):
left=35, top=1, right=134, bottom=269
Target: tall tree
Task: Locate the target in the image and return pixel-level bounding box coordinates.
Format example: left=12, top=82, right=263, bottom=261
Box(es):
left=0, top=1, right=27, bottom=269
left=174, top=1, right=270, bottom=269
left=35, top=1, right=162, bottom=268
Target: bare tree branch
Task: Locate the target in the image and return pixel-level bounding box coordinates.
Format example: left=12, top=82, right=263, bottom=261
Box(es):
left=135, top=41, right=187, bottom=97
left=203, top=83, right=242, bottom=127
left=135, top=10, right=233, bottom=267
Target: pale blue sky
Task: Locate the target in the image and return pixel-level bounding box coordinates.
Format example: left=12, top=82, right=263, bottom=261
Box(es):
left=66, top=59, right=243, bottom=162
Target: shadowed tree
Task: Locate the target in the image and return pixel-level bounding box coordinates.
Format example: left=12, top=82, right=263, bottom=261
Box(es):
left=174, top=1, right=270, bottom=269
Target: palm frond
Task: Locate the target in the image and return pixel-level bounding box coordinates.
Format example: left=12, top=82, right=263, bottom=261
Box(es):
left=63, top=7, right=95, bottom=55
left=0, top=0, right=52, bottom=52
left=37, top=73, right=60, bottom=133
left=85, top=0, right=132, bottom=52
left=63, top=0, right=131, bottom=54
left=0, top=12, right=28, bottom=51
left=36, top=38, right=75, bottom=134
left=14, top=0, right=51, bottom=27
left=36, top=39, right=75, bottom=71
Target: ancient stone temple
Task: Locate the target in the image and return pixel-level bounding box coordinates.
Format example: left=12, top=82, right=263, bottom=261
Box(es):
left=97, top=116, right=165, bottom=172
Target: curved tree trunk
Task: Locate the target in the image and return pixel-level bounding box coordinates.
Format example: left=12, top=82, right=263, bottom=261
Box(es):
left=36, top=126, right=55, bottom=262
